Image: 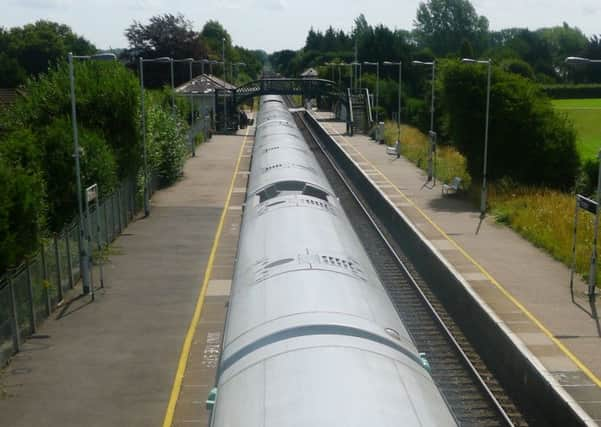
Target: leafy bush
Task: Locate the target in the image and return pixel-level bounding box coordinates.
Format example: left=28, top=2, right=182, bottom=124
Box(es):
left=543, top=84, right=601, bottom=99
left=38, top=117, right=118, bottom=229
left=8, top=60, right=140, bottom=178
left=0, top=129, right=46, bottom=272
left=146, top=104, right=188, bottom=186
left=441, top=61, right=580, bottom=189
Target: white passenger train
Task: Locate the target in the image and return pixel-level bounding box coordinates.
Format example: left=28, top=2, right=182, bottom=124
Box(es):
left=209, top=95, right=457, bottom=426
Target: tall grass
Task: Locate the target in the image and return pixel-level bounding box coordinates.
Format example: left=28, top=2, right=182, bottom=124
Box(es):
left=383, top=121, right=471, bottom=187
left=489, top=184, right=601, bottom=285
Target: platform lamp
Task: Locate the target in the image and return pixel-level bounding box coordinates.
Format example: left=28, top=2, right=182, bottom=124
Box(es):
left=68, top=51, right=116, bottom=295
left=565, top=56, right=601, bottom=297
left=412, top=60, right=437, bottom=183
left=139, top=56, right=172, bottom=218
left=383, top=61, right=402, bottom=144
left=231, top=62, right=246, bottom=85
left=363, top=61, right=380, bottom=123
left=174, top=58, right=196, bottom=157
left=351, top=62, right=362, bottom=90
left=461, top=58, right=492, bottom=219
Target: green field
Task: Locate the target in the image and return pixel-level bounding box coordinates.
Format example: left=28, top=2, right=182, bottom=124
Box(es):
left=552, top=98, right=601, bottom=160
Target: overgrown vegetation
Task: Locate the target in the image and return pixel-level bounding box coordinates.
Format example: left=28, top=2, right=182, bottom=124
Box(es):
left=0, top=15, right=263, bottom=276
left=384, top=122, right=471, bottom=187
left=441, top=61, right=580, bottom=190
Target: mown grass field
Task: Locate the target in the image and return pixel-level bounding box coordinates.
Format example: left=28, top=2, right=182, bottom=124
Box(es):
left=552, top=98, right=601, bottom=160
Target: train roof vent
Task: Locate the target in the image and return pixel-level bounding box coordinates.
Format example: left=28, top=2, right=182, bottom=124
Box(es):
left=317, top=254, right=364, bottom=279
left=257, top=181, right=329, bottom=203
left=263, top=146, right=280, bottom=153
left=252, top=253, right=365, bottom=284
left=262, top=163, right=316, bottom=175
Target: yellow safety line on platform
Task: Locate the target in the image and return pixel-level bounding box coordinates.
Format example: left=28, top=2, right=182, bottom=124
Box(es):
left=324, top=122, right=601, bottom=389
left=162, top=127, right=251, bottom=427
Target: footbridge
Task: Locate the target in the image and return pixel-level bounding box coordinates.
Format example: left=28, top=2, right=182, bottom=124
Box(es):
left=215, top=77, right=364, bottom=133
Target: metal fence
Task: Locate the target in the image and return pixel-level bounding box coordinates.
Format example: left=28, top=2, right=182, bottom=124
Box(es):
left=0, top=176, right=151, bottom=367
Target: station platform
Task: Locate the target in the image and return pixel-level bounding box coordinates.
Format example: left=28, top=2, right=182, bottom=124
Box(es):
left=0, top=125, right=252, bottom=427
left=316, top=113, right=601, bottom=424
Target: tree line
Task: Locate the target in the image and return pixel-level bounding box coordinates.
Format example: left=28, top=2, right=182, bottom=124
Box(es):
left=269, top=0, right=597, bottom=195
left=0, top=16, right=265, bottom=275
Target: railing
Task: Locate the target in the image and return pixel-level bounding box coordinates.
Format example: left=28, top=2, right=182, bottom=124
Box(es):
left=0, top=173, right=158, bottom=367
left=347, top=88, right=354, bottom=137
left=364, top=88, right=374, bottom=126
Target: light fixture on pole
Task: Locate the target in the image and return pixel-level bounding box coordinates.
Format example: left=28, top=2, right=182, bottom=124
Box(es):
left=174, top=58, right=196, bottom=157
left=461, top=57, right=492, bottom=218
left=565, top=55, right=601, bottom=298
left=231, top=62, right=246, bottom=85
left=412, top=60, right=437, bottom=183
left=383, top=61, right=402, bottom=145
left=363, top=61, right=380, bottom=123
left=351, top=62, right=362, bottom=90
left=211, top=60, right=227, bottom=131
left=68, top=51, right=116, bottom=295
left=139, top=56, right=172, bottom=219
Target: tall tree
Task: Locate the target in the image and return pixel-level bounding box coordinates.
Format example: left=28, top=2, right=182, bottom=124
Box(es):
left=0, top=21, right=95, bottom=86
left=413, top=0, right=489, bottom=56
left=125, top=13, right=206, bottom=59
left=200, top=20, right=232, bottom=60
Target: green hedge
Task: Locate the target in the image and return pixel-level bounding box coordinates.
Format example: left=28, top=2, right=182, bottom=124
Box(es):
left=542, top=84, right=601, bottom=99
left=441, top=61, right=580, bottom=190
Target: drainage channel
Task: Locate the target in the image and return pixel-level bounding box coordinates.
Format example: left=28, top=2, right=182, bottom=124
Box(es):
left=292, top=109, right=528, bottom=427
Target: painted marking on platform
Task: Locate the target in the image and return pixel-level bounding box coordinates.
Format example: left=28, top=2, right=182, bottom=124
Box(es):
left=322, top=121, right=601, bottom=389
left=162, top=127, right=250, bottom=427
left=201, top=331, right=222, bottom=369
left=232, top=187, right=246, bottom=193
left=228, top=205, right=243, bottom=211
left=462, top=272, right=488, bottom=281
left=206, top=280, right=232, bottom=297
left=431, top=239, right=456, bottom=251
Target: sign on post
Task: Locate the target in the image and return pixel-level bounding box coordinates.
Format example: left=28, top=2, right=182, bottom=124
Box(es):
left=570, top=194, right=598, bottom=298
left=85, top=184, right=104, bottom=300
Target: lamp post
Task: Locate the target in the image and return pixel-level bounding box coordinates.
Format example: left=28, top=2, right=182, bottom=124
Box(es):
left=174, top=58, right=195, bottom=157
left=231, top=62, right=246, bottom=85
left=68, top=51, right=116, bottom=295
left=139, top=56, right=172, bottom=219
left=351, top=62, right=362, bottom=90
left=383, top=61, right=402, bottom=144
left=363, top=61, right=380, bottom=123
left=565, top=56, right=601, bottom=297
left=462, top=58, right=492, bottom=218
left=413, top=60, right=437, bottom=182
left=210, top=60, right=227, bottom=131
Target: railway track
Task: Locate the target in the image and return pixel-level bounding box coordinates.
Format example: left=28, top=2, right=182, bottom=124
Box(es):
left=292, top=108, right=530, bottom=427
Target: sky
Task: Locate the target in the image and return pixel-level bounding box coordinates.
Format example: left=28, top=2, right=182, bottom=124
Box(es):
left=2, top=0, right=600, bottom=53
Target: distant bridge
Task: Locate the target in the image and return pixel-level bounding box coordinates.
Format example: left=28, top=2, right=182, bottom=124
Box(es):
left=231, top=77, right=342, bottom=105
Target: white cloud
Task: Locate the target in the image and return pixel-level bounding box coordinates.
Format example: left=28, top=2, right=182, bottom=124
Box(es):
left=11, top=0, right=73, bottom=8
left=255, top=0, right=287, bottom=11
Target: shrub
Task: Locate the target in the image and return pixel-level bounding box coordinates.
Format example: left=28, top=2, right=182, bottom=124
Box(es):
left=543, top=84, right=601, bottom=99
left=38, top=117, right=118, bottom=230
left=0, top=129, right=46, bottom=272
left=441, top=61, right=580, bottom=190
left=8, top=60, right=140, bottom=178
left=146, top=104, right=188, bottom=186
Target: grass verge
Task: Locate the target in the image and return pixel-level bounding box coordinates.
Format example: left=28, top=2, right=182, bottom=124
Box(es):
left=384, top=121, right=601, bottom=287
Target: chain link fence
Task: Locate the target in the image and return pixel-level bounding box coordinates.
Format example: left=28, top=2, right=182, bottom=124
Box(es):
left=0, top=175, right=153, bottom=367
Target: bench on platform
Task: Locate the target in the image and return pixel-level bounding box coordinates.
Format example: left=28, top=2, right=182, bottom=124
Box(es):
left=442, top=176, right=463, bottom=195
